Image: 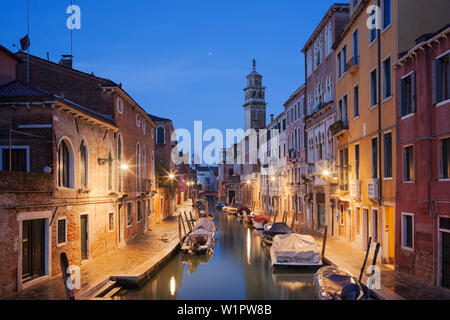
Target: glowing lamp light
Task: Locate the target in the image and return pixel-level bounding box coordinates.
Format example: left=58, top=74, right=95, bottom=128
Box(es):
left=322, top=170, right=330, bottom=177
left=121, top=164, right=129, bottom=170
left=169, top=173, right=175, bottom=180
left=271, top=176, right=276, bottom=181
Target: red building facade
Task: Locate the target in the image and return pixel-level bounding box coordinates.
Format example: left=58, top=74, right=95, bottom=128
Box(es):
left=395, top=26, right=450, bottom=288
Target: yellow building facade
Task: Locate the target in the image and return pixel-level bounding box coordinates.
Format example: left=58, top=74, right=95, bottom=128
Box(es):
left=333, top=0, right=450, bottom=264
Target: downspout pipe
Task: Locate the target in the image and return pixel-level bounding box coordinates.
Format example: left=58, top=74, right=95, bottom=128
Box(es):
left=377, top=0, right=383, bottom=208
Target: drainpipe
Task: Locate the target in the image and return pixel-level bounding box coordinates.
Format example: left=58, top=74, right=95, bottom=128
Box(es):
left=377, top=0, right=383, bottom=209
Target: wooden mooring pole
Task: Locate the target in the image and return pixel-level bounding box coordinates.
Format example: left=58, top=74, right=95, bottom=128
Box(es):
left=178, top=215, right=182, bottom=245
left=321, top=225, right=328, bottom=259
left=180, top=214, right=187, bottom=236
left=184, top=212, right=192, bottom=232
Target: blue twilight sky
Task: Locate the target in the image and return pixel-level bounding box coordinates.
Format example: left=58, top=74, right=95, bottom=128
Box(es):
left=1, top=0, right=337, bottom=147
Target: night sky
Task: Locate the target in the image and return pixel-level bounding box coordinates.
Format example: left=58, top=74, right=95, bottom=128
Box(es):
left=1, top=0, right=337, bottom=148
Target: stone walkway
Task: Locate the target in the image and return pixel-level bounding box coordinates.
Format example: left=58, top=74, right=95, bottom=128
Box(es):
left=9, top=202, right=193, bottom=300
left=310, top=232, right=450, bottom=300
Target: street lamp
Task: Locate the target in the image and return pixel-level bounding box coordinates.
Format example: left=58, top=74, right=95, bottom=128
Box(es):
left=169, top=173, right=175, bottom=180
left=322, top=170, right=330, bottom=177
left=271, top=176, right=276, bottom=182
left=121, top=164, right=129, bottom=170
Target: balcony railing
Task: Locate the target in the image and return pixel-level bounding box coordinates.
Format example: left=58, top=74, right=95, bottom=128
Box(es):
left=346, top=56, right=359, bottom=74
left=137, top=179, right=153, bottom=193
left=329, top=120, right=349, bottom=136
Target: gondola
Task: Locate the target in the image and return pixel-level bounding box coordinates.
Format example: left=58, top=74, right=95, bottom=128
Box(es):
left=252, top=215, right=271, bottom=230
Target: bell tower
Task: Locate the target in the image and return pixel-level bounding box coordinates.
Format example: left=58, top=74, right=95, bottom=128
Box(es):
left=243, top=59, right=266, bottom=131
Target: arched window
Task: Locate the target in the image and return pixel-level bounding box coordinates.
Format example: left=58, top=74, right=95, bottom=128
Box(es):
left=58, top=139, right=73, bottom=188
left=80, top=140, right=88, bottom=189
left=118, top=134, right=123, bottom=192
left=136, top=143, right=141, bottom=191
left=156, top=127, right=165, bottom=144
left=107, top=150, right=113, bottom=191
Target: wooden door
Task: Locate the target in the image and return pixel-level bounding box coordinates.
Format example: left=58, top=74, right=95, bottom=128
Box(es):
left=22, top=219, right=45, bottom=281
left=80, top=215, right=88, bottom=260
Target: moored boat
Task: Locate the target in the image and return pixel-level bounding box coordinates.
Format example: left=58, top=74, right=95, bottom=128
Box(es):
left=216, top=201, right=224, bottom=209
left=252, top=215, right=271, bottom=230
left=181, top=229, right=214, bottom=255
left=262, top=222, right=293, bottom=246
left=244, top=212, right=257, bottom=224
left=223, top=206, right=238, bottom=214
left=270, top=233, right=322, bottom=268
left=314, top=266, right=375, bottom=300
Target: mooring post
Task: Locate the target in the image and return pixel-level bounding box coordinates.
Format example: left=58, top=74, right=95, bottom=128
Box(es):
left=359, top=237, right=372, bottom=282
left=321, top=225, right=328, bottom=260
left=310, top=220, right=315, bottom=236
left=273, top=210, right=278, bottom=223
left=180, top=213, right=187, bottom=236
left=184, top=211, right=192, bottom=232
left=189, top=211, right=195, bottom=225
left=178, top=215, right=182, bottom=245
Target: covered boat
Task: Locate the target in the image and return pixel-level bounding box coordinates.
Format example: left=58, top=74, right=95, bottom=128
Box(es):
left=244, top=212, right=257, bottom=224
left=237, top=207, right=251, bottom=219
left=314, top=266, right=375, bottom=300
left=252, top=215, right=271, bottom=230
left=193, top=217, right=216, bottom=237
left=262, top=222, right=293, bottom=246
left=270, top=234, right=322, bottom=267
left=181, top=229, right=214, bottom=255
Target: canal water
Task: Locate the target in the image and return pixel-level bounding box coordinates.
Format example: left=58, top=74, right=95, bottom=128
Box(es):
left=117, top=200, right=317, bottom=300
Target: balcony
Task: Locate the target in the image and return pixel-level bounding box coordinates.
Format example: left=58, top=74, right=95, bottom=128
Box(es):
left=346, top=56, right=359, bottom=74
left=367, top=179, right=379, bottom=200
left=288, top=149, right=298, bottom=161
left=329, top=120, right=349, bottom=136
left=137, top=179, right=153, bottom=193
left=350, top=179, right=361, bottom=199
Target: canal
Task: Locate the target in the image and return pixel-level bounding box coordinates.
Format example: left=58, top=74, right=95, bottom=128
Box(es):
left=117, top=200, right=317, bottom=300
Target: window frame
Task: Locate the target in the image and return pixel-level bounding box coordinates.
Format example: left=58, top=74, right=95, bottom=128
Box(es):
left=0, top=145, right=30, bottom=172
left=440, top=137, right=450, bottom=180
left=382, top=55, right=392, bottom=101
left=353, top=84, right=360, bottom=119
left=403, top=145, right=415, bottom=182
left=383, top=131, right=393, bottom=179
left=108, top=212, right=115, bottom=232
left=57, top=216, right=67, bottom=247
left=401, top=212, right=414, bottom=251
left=370, top=67, right=378, bottom=109
left=127, top=202, right=133, bottom=228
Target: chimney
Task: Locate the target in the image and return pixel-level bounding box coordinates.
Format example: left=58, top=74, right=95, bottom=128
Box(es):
left=270, top=114, right=274, bottom=122
left=59, top=54, right=73, bottom=68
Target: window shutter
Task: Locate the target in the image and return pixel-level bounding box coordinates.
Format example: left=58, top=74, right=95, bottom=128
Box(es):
left=397, top=79, right=402, bottom=117
left=411, top=71, right=416, bottom=113
left=432, top=59, right=437, bottom=105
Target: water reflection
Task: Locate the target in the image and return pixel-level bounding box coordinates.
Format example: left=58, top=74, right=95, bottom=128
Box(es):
left=119, top=199, right=317, bottom=300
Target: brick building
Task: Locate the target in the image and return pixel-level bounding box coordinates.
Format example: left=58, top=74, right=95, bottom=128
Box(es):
left=395, top=26, right=450, bottom=288
left=0, top=49, right=178, bottom=298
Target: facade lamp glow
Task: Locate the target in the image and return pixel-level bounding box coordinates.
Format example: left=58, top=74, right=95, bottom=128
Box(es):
left=121, top=164, right=129, bottom=170
left=322, top=170, right=330, bottom=177
left=169, top=173, right=175, bottom=180
left=271, top=176, right=276, bottom=181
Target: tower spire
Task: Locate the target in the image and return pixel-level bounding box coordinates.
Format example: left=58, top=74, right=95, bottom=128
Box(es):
left=252, top=59, right=256, bottom=71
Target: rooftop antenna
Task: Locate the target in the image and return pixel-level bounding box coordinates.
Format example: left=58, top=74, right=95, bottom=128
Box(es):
left=70, top=0, right=73, bottom=56
left=26, top=0, right=30, bottom=83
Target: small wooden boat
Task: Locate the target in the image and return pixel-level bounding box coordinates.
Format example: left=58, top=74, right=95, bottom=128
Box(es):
left=244, top=212, right=257, bottom=224
left=223, top=206, right=238, bottom=214
left=314, top=239, right=381, bottom=300
left=181, top=229, right=214, bottom=255
left=314, top=266, right=375, bottom=300
left=216, top=201, right=224, bottom=209
left=262, top=222, right=293, bottom=246
left=270, top=234, right=322, bottom=268
left=252, top=215, right=271, bottom=230
left=237, top=207, right=251, bottom=219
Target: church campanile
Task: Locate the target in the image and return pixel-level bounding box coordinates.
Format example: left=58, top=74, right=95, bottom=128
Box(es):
left=243, top=59, right=266, bottom=131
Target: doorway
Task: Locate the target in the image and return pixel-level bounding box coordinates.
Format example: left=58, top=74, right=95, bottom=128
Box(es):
left=440, top=217, right=450, bottom=289
left=22, top=219, right=45, bottom=282
left=228, top=190, right=235, bottom=205
left=80, top=215, right=88, bottom=261
left=362, top=208, right=370, bottom=249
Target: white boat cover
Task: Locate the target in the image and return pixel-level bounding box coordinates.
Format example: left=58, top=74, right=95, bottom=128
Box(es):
left=272, top=234, right=321, bottom=264
left=193, top=218, right=216, bottom=234
left=189, top=229, right=210, bottom=237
